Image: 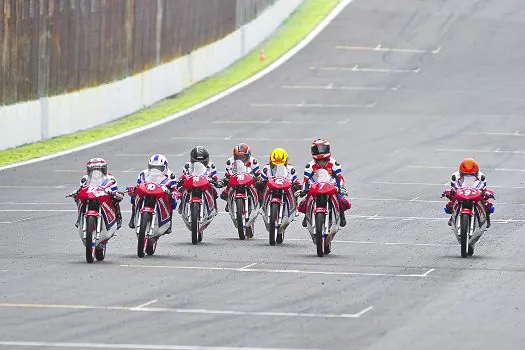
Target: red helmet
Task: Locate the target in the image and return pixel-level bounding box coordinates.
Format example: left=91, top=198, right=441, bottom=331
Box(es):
left=311, top=138, right=331, bottom=161
left=233, top=143, right=251, bottom=162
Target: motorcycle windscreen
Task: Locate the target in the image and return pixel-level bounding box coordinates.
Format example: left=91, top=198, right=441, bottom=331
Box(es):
left=313, top=169, right=332, bottom=183
left=190, top=162, right=208, bottom=176
left=232, top=159, right=248, bottom=174
left=145, top=168, right=166, bottom=184
left=272, top=164, right=288, bottom=178
left=87, top=169, right=107, bottom=186
left=459, top=175, right=482, bottom=189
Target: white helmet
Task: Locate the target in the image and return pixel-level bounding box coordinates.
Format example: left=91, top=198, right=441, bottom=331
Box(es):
left=148, top=154, right=169, bottom=174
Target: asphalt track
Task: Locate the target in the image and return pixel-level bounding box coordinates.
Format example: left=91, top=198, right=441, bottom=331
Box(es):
left=1, top=0, right=525, bottom=349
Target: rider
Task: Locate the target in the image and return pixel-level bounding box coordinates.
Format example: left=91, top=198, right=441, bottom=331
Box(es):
left=260, top=147, right=302, bottom=191
left=69, top=158, right=124, bottom=229
left=128, top=154, right=178, bottom=233
left=219, top=143, right=263, bottom=212
left=178, top=146, right=222, bottom=211
left=442, top=158, right=495, bottom=228
left=297, top=138, right=351, bottom=227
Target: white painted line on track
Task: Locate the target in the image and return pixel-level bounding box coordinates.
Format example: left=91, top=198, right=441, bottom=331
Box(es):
left=132, top=299, right=158, bottom=310
left=248, top=237, right=458, bottom=247
left=0, top=0, right=357, bottom=172
left=0, top=340, right=319, bottom=350
left=119, top=264, right=433, bottom=278
left=239, top=263, right=258, bottom=270
left=212, top=120, right=343, bottom=125
left=311, top=65, right=420, bottom=73
left=462, top=131, right=523, bottom=137
left=250, top=102, right=376, bottom=108
left=0, top=303, right=372, bottom=320
left=347, top=214, right=525, bottom=224
left=335, top=44, right=441, bottom=54
left=408, top=165, right=525, bottom=172
left=0, top=218, right=32, bottom=224
left=0, top=185, right=76, bottom=189
left=436, top=148, right=525, bottom=155
left=422, top=268, right=435, bottom=277
left=281, top=84, right=401, bottom=91
left=372, top=181, right=525, bottom=189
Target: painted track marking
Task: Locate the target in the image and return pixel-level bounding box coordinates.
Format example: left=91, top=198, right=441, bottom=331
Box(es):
left=372, top=181, right=525, bottom=189
left=408, top=165, right=525, bottom=172
left=335, top=44, right=441, bottom=54
left=250, top=102, right=375, bottom=108
left=435, top=148, right=525, bottom=155
left=310, top=65, right=420, bottom=73
left=132, top=299, right=158, bottom=310
left=281, top=84, right=400, bottom=91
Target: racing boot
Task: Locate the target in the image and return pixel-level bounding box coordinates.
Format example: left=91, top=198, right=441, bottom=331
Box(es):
left=128, top=204, right=136, bottom=229
left=302, top=216, right=307, bottom=227
left=486, top=213, right=491, bottom=228
left=340, top=210, right=346, bottom=227
left=225, top=203, right=229, bottom=212
left=114, top=202, right=122, bottom=230
left=448, top=216, right=453, bottom=226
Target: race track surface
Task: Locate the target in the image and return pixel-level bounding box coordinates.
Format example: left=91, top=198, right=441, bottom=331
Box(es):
left=2, top=0, right=525, bottom=349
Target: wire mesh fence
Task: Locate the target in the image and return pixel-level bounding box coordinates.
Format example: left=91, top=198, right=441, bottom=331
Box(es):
left=0, top=0, right=277, bottom=106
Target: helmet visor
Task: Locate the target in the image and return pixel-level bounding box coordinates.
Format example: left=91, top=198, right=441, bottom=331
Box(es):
left=312, top=144, right=330, bottom=155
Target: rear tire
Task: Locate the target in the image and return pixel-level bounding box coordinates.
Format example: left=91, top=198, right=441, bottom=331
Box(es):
left=191, top=202, right=200, bottom=245
left=460, top=213, right=470, bottom=258
left=137, top=212, right=151, bottom=258
left=236, top=198, right=245, bottom=240
left=269, top=202, right=279, bottom=246
left=85, top=216, right=96, bottom=263
left=315, top=212, right=325, bottom=257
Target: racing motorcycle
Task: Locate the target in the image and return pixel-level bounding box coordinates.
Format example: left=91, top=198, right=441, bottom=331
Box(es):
left=302, top=169, right=341, bottom=257
left=262, top=164, right=296, bottom=246
left=225, top=160, right=260, bottom=240
left=67, top=170, right=121, bottom=263
left=443, top=175, right=495, bottom=258
left=127, top=169, right=176, bottom=258
left=179, top=162, right=218, bottom=244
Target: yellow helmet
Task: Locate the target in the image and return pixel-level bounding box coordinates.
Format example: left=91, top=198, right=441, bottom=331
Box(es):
left=270, top=148, right=288, bottom=166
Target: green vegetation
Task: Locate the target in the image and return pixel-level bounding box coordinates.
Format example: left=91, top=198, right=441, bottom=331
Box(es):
left=0, top=0, right=340, bottom=166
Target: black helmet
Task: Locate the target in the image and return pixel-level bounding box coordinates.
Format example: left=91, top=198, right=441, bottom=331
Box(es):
left=190, top=146, right=209, bottom=165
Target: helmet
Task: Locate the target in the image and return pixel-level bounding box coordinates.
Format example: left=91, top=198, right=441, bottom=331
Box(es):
left=270, top=148, right=288, bottom=166
left=233, top=143, right=251, bottom=163
left=190, top=146, right=209, bottom=165
left=311, top=138, right=331, bottom=161
left=86, top=157, right=108, bottom=175
left=459, top=158, right=479, bottom=177
left=148, top=154, right=168, bottom=174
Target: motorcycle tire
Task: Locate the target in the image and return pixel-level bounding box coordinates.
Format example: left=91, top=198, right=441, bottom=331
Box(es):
left=191, top=202, right=200, bottom=245
left=236, top=198, right=245, bottom=240
left=460, top=213, right=470, bottom=258
left=137, top=212, right=151, bottom=258
left=269, top=202, right=279, bottom=246
left=95, top=244, right=106, bottom=261
left=315, top=212, right=325, bottom=257
left=85, top=216, right=96, bottom=263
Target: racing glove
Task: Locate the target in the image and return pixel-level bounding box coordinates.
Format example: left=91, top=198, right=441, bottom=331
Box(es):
left=338, top=187, right=348, bottom=196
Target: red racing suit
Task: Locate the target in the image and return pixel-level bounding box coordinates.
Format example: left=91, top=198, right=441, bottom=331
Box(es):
left=297, top=158, right=351, bottom=213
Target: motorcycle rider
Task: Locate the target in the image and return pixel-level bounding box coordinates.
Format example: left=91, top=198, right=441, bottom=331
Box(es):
left=128, top=154, right=178, bottom=233
left=261, top=147, right=302, bottom=191
left=442, top=158, right=495, bottom=228
left=69, top=158, right=124, bottom=229
left=177, top=146, right=222, bottom=211
left=219, top=143, right=263, bottom=212
left=297, top=138, right=352, bottom=227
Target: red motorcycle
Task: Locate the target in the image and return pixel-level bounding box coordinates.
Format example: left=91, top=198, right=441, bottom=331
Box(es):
left=443, top=175, right=495, bottom=258
left=262, top=164, right=296, bottom=246
left=67, top=170, right=121, bottom=263
left=179, top=162, right=218, bottom=244
left=302, top=169, right=341, bottom=257
left=128, top=169, right=176, bottom=258
left=225, top=160, right=260, bottom=240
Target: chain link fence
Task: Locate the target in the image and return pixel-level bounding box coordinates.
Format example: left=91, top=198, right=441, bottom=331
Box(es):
left=0, top=0, right=278, bottom=106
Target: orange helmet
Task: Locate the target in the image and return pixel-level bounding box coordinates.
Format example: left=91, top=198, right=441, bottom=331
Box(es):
left=233, top=143, right=251, bottom=163
left=459, top=158, right=479, bottom=176
left=311, top=138, right=331, bottom=161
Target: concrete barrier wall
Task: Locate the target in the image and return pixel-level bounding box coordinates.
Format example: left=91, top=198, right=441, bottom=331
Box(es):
left=0, top=0, right=303, bottom=151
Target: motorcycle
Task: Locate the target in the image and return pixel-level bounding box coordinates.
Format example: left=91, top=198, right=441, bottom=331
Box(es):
left=128, top=169, right=176, bottom=258
left=262, top=164, right=296, bottom=246
left=225, top=160, right=260, bottom=240
left=443, top=175, right=495, bottom=258
left=302, top=169, right=341, bottom=257
left=67, top=170, right=121, bottom=263
left=179, top=162, right=218, bottom=244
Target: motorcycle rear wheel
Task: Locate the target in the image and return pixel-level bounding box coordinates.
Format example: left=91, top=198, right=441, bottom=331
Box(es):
left=236, top=198, right=245, bottom=240
left=315, top=212, right=325, bottom=257
left=85, top=216, right=96, bottom=263
left=191, top=202, right=200, bottom=245
left=137, top=212, right=152, bottom=258
left=269, top=202, right=279, bottom=246
left=460, top=213, right=470, bottom=258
